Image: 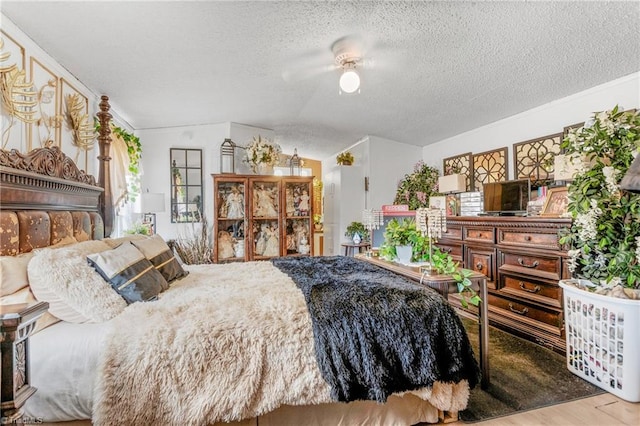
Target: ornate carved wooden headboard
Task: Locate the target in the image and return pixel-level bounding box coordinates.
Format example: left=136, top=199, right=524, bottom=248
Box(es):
left=0, top=147, right=105, bottom=255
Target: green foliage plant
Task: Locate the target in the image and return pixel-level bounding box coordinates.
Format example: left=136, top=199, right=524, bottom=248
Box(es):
left=394, top=160, right=442, bottom=210
left=559, top=106, right=640, bottom=290
left=345, top=221, right=368, bottom=241
left=336, top=151, right=354, bottom=165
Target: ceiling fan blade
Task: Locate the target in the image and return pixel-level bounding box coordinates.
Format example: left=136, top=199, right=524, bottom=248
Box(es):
left=282, top=63, right=336, bottom=83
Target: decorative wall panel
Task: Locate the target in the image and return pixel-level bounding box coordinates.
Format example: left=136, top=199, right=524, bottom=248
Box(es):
left=60, top=78, right=89, bottom=170
left=513, top=133, right=562, bottom=187
left=29, top=57, right=60, bottom=149
left=473, top=147, right=508, bottom=191
left=443, top=152, right=473, bottom=191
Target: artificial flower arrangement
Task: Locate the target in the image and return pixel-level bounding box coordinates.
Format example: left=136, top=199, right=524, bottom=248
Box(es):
left=393, top=160, right=441, bottom=210
left=244, top=135, right=282, bottom=173
left=560, top=106, right=640, bottom=294
left=336, top=151, right=354, bottom=165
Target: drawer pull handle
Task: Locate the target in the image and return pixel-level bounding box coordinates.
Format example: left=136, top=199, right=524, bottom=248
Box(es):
left=443, top=248, right=452, bottom=254
left=524, top=235, right=532, bottom=241
left=509, top=303, right=529, bottom=316
left=476, top=262, right=483, bottom=271
left=517, top=258, right=539, bottom=268
left=519, top=282, right=541, bottom=293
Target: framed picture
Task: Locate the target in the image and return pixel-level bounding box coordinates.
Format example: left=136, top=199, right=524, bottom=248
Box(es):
left=541, top=187, right=569, bottom=217
left=429, top=196, right=446, bottom=211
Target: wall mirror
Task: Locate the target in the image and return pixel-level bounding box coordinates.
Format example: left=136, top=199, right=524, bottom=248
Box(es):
left=170, top=148, right=203, bottom=223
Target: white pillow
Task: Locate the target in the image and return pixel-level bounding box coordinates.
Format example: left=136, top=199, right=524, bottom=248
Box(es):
left=28, top=240, right=127, bottom=323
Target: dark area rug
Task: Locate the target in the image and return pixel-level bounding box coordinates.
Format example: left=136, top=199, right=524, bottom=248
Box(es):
left=458, top=317, right=603, bottom=422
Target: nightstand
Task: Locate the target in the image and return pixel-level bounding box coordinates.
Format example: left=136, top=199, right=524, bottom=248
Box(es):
left=1, top=301, right=49, bottom=425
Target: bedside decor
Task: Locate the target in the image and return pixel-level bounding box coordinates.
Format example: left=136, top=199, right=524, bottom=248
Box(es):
left=244, top=135, right=281, bottom=174
left=559, top=106, right=640, bottom=402
left=393, top=161, right=441, bottom=210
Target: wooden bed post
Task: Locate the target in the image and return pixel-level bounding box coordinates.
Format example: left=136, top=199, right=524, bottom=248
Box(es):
left=97, top=95, right=114, bottom=237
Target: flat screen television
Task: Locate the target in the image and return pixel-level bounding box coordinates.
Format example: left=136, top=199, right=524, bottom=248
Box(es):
left=482, top=179, right=531, bottom=215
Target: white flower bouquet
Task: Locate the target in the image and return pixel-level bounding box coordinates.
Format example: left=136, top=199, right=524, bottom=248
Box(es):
left=244, top=135, right=282, bottom=173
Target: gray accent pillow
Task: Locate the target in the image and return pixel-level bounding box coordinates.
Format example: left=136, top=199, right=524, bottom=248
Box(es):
left=87, top=243, right=168, bottom=304
left=130, top=235, right=188, bottom=283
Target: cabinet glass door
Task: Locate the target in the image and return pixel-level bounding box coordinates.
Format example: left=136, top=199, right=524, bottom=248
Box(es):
left=250, top=178, right=281, bottom=258
left=214, top=178, right=247, bottom=262
left=283, top=179, right=313, bottom=256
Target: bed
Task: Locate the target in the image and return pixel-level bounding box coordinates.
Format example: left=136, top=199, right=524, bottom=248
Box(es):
left=0, top=97, right=480, bottom=425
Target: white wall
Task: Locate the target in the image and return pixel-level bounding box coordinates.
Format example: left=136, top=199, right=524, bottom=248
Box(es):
left=423, top=72, right=640, bottom=177
left=368, top=136, right=422, bottom=209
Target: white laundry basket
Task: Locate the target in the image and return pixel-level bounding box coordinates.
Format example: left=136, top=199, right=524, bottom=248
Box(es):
left=560, top=280, right=640, bottom=402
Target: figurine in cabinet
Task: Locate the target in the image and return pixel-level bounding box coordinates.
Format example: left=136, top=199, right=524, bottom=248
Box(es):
left=255, top=223, right=269, bottom=255
left=226, top=185, right=244, bottom=219
left=218, top=230, right=236, bottom=259
left=254, top=184, right=278, bottom=217
left=262, top=223, right=280, bottom=256
left=298, top=189, right=310, bottom=216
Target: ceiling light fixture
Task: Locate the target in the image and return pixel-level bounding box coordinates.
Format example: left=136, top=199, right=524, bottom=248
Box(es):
left=339, top=62, right=360, bottom=94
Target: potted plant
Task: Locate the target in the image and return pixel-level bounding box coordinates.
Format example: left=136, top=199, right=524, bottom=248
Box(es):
left=379, top=218, right=421, bottom=263
left=559, top=106, right=640, bottom=402
left=345, top=221, right=367, bottom=244
left=313, top=213, right=323, bottom=231
left=244, top=135, right=282, bottom=174
left=393, top=160, right=442, bottom=210
left=336, top=151, right=354, bottom=166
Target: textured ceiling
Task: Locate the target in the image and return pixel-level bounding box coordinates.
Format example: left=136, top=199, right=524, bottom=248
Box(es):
left=2, top=1, right=639, bottom=160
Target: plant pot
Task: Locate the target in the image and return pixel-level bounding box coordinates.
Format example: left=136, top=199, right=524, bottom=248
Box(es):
left=560, top=279, right=640, bottom=402
left=314, top=223, right=323, bottom=232
left=352, top=233, right=361, bottom=244
left=395, top=245, right=412, bottom=264
left=256, top=163, right=273, bottom=175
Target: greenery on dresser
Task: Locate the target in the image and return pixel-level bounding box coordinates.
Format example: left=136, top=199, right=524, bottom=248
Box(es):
left=380, top=218, right=480, bottom=307
left=393, top=161, right=441, bottom=210
left=560, top=106, right=640, bottom=290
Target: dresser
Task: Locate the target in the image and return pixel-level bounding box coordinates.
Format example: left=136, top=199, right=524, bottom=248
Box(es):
left=435, top=216, right=571, bottom=354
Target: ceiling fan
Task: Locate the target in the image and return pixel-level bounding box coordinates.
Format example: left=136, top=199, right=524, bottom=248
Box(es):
left=281, top=35, right=370, bottom=94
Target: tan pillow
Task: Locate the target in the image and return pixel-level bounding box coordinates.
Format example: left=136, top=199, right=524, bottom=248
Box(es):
left=28, top=240, right=127, bottom=323
left=0, top=252, right=34, bottom=296
left=0, top=287, right=61, bottom=334
left=103, top=234, right=148, bottom=248
left=0, top=235, right=78, bottom=296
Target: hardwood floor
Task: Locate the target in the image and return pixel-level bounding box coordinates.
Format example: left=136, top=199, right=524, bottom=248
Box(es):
left=452, top=394, right=640, bottom=425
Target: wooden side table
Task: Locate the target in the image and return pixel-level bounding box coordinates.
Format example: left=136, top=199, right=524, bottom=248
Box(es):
left=356, top=255, right=490, bottom=389
left=1, top=301, right=49, bottom=425
left=341, top=242, right=371, bottom=257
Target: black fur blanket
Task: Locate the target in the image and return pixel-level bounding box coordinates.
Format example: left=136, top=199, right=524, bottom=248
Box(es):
left=271, top=256, right=480, bottom=403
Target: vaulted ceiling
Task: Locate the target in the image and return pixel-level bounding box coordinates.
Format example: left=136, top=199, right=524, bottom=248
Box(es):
left=3, top=1, right=639, bottom=159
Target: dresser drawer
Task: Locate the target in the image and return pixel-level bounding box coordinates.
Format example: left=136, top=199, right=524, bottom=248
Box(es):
left=498, top=227, right=561, bottom=250
left=488, top=293, right=563, bottom=336
left=440, top=225, right=462, bottom=241
left=466, top=246, right=496, bottom=289
left=463, top=226, right=495, bottom=243
left=498, top=273, right=562, bottom=308
left=434, top=242, right=463, bottom=262
left=498, top=250, right=562, bottom=280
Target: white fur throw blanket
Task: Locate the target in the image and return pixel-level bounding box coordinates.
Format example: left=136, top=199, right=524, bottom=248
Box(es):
left=92, top=262, right=469, bottom=425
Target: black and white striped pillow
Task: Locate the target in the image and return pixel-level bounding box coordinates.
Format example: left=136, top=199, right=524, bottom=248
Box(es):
left=87, top=243, right=168, bottom=304
left=130, top=234, right=188, bottom=283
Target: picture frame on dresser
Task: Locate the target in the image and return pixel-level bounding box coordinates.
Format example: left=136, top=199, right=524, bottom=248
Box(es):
left=541, top=186, right=569, bottom=217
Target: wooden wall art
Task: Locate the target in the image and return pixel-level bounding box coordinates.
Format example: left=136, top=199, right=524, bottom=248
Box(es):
left=443, top=152, right=473, bottom=191
left=472, top=147, right=508, bottom=191
left=513, top=132, right=562, bottom=187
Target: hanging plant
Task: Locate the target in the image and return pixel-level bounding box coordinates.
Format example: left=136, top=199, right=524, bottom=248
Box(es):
left=95, top=120, right=143, bottom=201
left=393, top=160, right=441, bottom=210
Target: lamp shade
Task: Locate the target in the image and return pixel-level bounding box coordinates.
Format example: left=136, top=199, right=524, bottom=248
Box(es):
left=140, top=192, right=165, bottom=213
left=438, top=174, right=466, bottom=194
